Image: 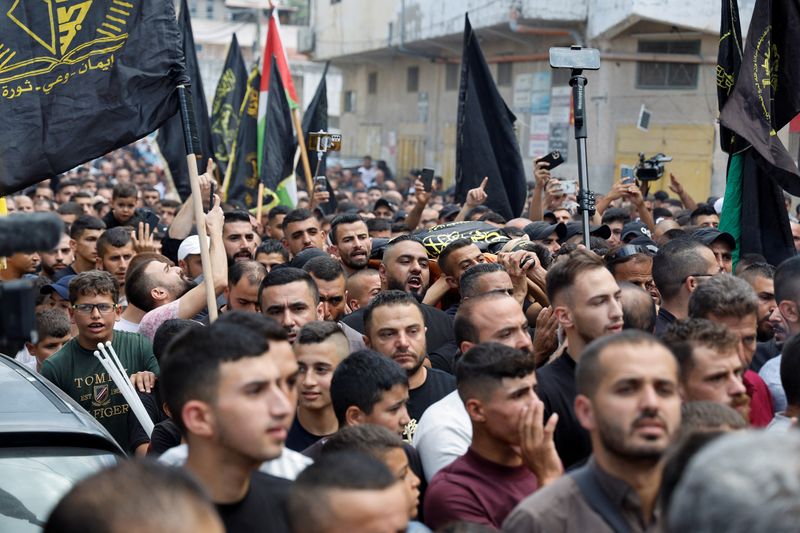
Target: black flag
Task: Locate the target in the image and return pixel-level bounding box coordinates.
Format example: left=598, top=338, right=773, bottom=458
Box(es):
left=718, top=0, right=800, bottom=266
left=157, top=0, right=215, bottom=201
left=260, top=56, right=297, bottom=206
left=225, top=66, right=261, bottom=207
left=210, top=34, right=247, bottom=177
left=716, top=0, right=744, bottom=153
left=455, top=15, right=526, bottom=221
left=300, top=63, right=336, bottom=214
left=0, top=0, right=184, bottom=195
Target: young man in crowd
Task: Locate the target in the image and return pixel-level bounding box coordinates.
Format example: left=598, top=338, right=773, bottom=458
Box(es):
left=688, top=274, right=773, bottom=426
left=95, top=226, right=135, bottom=307
left=662, top=319, right=750, bottom=421
left=222, top=260, right=266, bottom=314
left=222, top=210, right=258, bottom=265
left=24, top=309, right=72, bottom=372
left=425, top=343, right=561, bottom=529
left=364, top=290, right=456, bottom=437
left=281, top=208, right=325, bottom=257
left=329, top=213, right=373, bottom=276
left=345, top=268, right=382, bottom=311
left=255, top=239, right=289, bottom=272
left=259, top=267, right=323, bottom=344
left=177, top=235, right=204, bottom=280
left=161, top=312, right=294, bottom=532
left=265, top=205, right=290, bottom=241
left=41, top=271, right=159, bottom=448
left=39, top=230, right=73, bottom=281
left=287, top=322, right=351, bottom=452
left=738, top=262, right=778, bottom=368
left=54, top=215, right=106, bottom=280
left=303, top=256, right=348, bottom=321
left=537, top=249, right=623, bottom=469
left=504, top=331, right=682, bottom=532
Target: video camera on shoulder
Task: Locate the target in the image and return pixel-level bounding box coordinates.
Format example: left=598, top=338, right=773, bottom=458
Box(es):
left=634, top=153, right=672, bottom=181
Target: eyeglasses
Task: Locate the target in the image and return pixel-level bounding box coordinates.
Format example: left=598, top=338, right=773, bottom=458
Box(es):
left=72, top=303, right=118, bottom=315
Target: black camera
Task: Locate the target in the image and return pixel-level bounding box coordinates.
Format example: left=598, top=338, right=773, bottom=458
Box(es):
left=634, top=153, right=672, bottom=181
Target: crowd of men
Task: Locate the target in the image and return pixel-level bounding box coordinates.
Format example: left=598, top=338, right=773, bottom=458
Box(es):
left=6, top=139, right=800, bottom=532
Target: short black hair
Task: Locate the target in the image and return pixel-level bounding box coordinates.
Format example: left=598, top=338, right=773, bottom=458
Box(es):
left=161, top=312, right=286, bottom=434
left=363, top=290, right=422, bottom=335
left=223, top=210, right=251, bottom=225
left=661, top=318, right=739, bottom=382
left=112, top=182, right=137, bottom=200
left=296, top=320, right=347, bottom=346
left=455, top=342, right=536, bottom=402
left=153, top=319, right=203, bottom=362
left=56, top=178, right=79, bottom=192
left=268, top=204, right=291, bottom=221
left=690, top=204, right=717, bottom=224
left=96, top=226, right=132, bottom=258
left=601, top=207, right=630, bottom=225
left=739, top=262, right=775, bottom=283
left=781, top=334, right=800, bottom=407
left=228, top=260, right=267, bottom=287
left=69, top=214, right=106, bottom=239
left=330, top=213, right=366, bottom=244
left=459, top=262, right=507, bottom=299
left=57, top=202, right=85, bottom=217
left=330, top=349, right=408, bottom=425
left=69, top=270, right=119, bottom=305
left=437, top=238, right=475, bottom=277
left=288, top=451, right=399, bottom=533
left=367, top=218, right=391, bottom=233
left=282, top=208, right=315, bottom=230
left=303, top=256, right=345, bottom=282
left=321, top=424, right=404, bottom=458
left=652, top=238, right=712, bottom=300
left=258, top=266, right=319, bottom=311
left=576, top=330, right=668, bottom=398
left=775, top=256, right=800, bottom=305
left=256, top=238, right=289, bottom=262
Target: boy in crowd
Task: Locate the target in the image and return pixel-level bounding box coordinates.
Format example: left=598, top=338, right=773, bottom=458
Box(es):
left=24, top=309, right=72, bottom=372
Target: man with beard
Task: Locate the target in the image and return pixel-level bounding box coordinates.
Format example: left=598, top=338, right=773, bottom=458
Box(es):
left=259, top=267, right=323, bottom=344
left=303, top=257, right=347, bottom=322
left=363, top=290, right=456, bottom=439
left=739, top=263, right=779, bottom=370
left=329, top=214, right=372, bottom=276
left=95, top=227, right=135, bottom=307
left=662, top=319, right=750, bottom=422
left=161, top=312, right=294, bottom=532
left=503, top=331, right=682, bottom=532
left=282, top=209, right=325, bottom=258
left=341, top=235, right=455, bottom=353
left=537, top=249, right=624, bottom=469
left=39, top=231, right=73, bottom=280
left=41, top=271, right=159, bottom=448
left=0, top=250, right=39, bottom=280
left=223, top=211, right=258, bottom=264
left=127, top=198, right=227, bottom=340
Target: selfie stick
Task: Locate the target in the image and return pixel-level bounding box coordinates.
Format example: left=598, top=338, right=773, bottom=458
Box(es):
left=550, top=46, right=600, bottom=250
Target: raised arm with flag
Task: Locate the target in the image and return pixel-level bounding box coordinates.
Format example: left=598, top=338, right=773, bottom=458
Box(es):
left=0, top=0, right=184, bottom=195
left=718, top=0, right=800, bottom=266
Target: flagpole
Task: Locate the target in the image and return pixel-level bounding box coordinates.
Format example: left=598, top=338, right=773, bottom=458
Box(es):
left=293, top=109, right=314, bottom=193
left=177, top=85, right=219, bottom=323
left=257, top=182, right=265, bottom=224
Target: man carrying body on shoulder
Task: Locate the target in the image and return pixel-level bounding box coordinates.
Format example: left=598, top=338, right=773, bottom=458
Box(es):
left=504, top=331, right=682, bottom=532
left=161, top=312, right=294, bottom=533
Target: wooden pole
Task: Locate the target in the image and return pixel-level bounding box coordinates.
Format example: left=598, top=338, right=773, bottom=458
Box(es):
left=292, top=108, right=314, bottom=193
left=177, top=85, right=218, bottom=323
left=256, top=182, right=265, bottom=225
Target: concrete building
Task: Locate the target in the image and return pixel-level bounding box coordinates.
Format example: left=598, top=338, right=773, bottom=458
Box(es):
left=300, top=0, right=785, bottom=201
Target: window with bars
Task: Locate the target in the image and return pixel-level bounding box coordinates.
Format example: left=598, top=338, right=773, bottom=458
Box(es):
left=636, top=40, right=701, bottom=89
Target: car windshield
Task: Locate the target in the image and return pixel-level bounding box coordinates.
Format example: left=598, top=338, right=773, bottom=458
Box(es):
left=0, top=447, right=117, bottom=532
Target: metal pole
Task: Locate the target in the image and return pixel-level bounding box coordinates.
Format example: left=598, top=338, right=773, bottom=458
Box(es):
left=570, top=72, right=595, bottom=250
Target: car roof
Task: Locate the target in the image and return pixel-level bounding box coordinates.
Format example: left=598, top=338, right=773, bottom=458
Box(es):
left=0, top=355, right=124, bottom=454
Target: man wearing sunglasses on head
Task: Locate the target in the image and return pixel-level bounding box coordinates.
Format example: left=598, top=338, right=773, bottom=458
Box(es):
left=41, top=270, right=159, bottom=451
left=605, top=244, right=659, bottom=304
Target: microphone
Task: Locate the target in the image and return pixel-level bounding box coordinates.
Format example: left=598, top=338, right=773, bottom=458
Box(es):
left=0, top=212, right=64, bottom=256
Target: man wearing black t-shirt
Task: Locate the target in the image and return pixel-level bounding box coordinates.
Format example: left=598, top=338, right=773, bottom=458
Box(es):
left=537, top=250, right=624, bottom=469
left=161, top=312, right=295, bottom=533
left=364, top=290, right=456, bottom=440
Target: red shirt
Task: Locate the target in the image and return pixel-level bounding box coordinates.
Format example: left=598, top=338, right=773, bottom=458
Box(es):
left=424, top=447, right=538, bottom=529
left=745, top=369, right=774, bottom=427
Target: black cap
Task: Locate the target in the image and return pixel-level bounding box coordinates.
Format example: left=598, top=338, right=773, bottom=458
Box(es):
left=653, top=190, right=669, bottom=202
left=691, top=228, right=736, bottom=250
left=621, top=221, right=652, bottom=242
left=439, top=204, right=460, bottom=221
left=373, top=198, right=397, bottom=213
left=562, top=221, right=611, bottom=242
left=524, top=221, right=567, bottom=241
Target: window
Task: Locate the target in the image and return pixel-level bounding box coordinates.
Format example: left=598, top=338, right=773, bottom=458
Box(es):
left=497, top=62, right=512, bottom=87
left=205, top=0, right=214, bottom=18
left=407, top=66, right=419, bottom=93
left=636, top=40, right=700, bottom=89
left=344, top=91, right=356, bottom=113
left=368, top=72, right=377, bottom=95
left=445, top=63, right=459, bottom=91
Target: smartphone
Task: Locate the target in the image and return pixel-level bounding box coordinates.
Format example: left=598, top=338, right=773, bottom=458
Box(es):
left=560, top=180, right=577, bottom=195
left=537, top=150, right=564, bottom=170
left=620, top=166, right=635, bottom=185
left=314, top=176, right=328, bottom=191
left=421, top=168, right=434, bottom=192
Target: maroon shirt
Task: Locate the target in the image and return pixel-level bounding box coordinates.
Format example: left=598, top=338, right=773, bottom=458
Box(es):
left=745, top=369, right=774, bottom=427
left=424, top=447, right=538, bottom=529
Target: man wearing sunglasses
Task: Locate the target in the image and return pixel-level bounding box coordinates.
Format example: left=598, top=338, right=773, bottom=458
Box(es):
left=41, top=270, right=159, bottom=451
left=605, top=244, right=659, bottom=304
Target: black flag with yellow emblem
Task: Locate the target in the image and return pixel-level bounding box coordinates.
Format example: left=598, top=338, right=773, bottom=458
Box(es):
left=716, top=0, right=744, bottom=153
left=224, top=65, right=261, bottom=208
left=0, top=0, right=184, bottom=195
left=210, top=33, right=247, bottom=178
